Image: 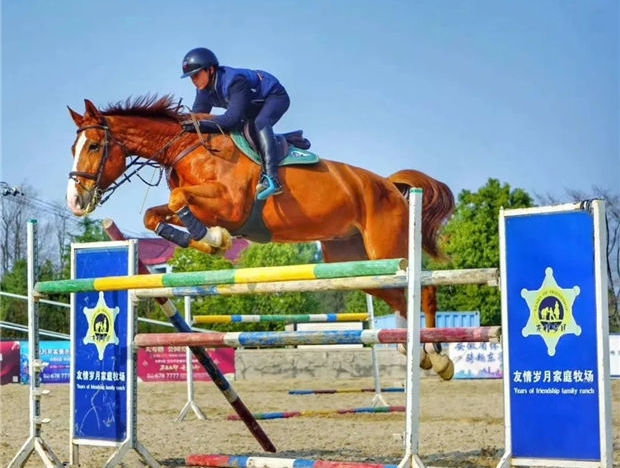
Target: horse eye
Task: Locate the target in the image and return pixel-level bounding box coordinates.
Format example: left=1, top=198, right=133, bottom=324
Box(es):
left=88, top=143, right=100, bottom=152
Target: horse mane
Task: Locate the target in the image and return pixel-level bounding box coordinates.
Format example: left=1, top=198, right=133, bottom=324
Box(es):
left=101, top=94, right=184, bottom=121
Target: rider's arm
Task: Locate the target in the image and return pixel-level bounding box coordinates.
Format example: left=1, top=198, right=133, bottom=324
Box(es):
left=211, top=76, right=250, bottom=130
left=192, top=91, right=213, bottom=114
left=186, top=77, right=250, bottom=134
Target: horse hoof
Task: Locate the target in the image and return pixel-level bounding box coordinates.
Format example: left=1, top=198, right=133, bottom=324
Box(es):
left=420, top=348, right=433, bottom=370
left=202, top=226, right=232, bottom=250
left=216, top=227, right=233, bottom=250
left=398, top=344, right=433, bottom=370
left=429, top=353, right=454, bottom=381
left=439, top=360, right=455, bottom=380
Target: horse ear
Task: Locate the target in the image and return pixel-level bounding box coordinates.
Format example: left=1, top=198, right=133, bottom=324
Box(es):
left=67, top=106, right=83, bottom=126
left=83, top=99, right=103, bottom=121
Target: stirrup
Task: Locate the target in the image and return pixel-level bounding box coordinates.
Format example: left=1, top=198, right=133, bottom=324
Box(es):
left=256, top=174, right=283, bottom=200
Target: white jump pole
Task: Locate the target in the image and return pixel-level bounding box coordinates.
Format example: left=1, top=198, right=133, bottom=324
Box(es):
left=398, top=188, right=425, bottom=468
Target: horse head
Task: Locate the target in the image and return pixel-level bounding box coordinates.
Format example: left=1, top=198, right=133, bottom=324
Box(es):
left=66, top=99, right=128, bottom=216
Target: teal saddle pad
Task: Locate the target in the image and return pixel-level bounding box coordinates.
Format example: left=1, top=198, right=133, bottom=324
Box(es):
left=230, top=131, right=320, bottom=166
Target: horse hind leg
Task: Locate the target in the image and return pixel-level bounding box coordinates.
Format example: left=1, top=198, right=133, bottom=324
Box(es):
left=358, top=210, right=454, bottom=380
left=418, top=283, right=453, bottom=379
left=360, top=283, right=450, bottom=376
left=320, top=234, right=439, bottom=374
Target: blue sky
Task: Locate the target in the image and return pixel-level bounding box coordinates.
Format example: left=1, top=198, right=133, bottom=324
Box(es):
left=1, top=1, right=618, bottom=236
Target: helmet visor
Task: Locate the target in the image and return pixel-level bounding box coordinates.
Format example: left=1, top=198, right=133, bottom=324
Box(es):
left=181, top=62, right=203, bottom=79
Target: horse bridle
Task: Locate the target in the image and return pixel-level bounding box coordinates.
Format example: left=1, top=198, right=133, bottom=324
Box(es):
left=70, top=121, right=116, bottom=188
left=69, top=117, right=187, bottom=208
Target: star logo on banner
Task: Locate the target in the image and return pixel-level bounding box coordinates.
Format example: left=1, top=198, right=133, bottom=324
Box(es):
left=521, top=267, right=581, bottom=356
left=82, top=292, right=119, bottom=360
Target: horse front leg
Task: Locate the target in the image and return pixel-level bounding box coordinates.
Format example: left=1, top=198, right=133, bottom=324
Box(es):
left=143, top=203, right=227, bottom=255
left=169, top=184, right=236, bottom=251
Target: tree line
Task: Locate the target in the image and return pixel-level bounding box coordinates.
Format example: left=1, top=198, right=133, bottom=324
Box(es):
left=1, top=179, right=618, bottom=338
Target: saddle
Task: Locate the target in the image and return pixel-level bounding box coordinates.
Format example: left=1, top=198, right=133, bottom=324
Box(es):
left=167, top=122, right=319, bottom=190
left=231, top=122, right=319, bottom=167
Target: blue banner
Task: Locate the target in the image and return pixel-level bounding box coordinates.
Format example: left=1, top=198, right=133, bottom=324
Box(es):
left=73, top=246, right=130, bottom=443
left=19, top=340, right=70, bottom=384
left=505, top=211, right=600, bottom=460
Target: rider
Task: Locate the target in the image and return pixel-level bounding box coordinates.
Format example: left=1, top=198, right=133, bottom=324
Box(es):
left=180, top=47, right=290, bottom=200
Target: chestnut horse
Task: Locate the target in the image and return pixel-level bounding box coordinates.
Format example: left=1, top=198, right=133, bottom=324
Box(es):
left=66, top=95, right=455, bottom=377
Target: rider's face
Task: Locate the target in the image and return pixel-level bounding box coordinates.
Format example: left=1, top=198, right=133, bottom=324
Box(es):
left=191, top=69, right=211, bottom=90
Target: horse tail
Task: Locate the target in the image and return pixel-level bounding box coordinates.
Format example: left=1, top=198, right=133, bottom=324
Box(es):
left=388, top=169, right=455, bottom=259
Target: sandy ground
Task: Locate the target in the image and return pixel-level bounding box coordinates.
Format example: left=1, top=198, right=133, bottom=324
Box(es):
left=1, top=377, right=619, bottom=468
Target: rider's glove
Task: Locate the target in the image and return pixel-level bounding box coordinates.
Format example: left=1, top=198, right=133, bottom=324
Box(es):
left=182, top=120, right=221, bottom=134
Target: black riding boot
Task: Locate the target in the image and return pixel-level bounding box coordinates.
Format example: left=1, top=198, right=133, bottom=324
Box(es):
left=256, top=126, right=283, bottom=200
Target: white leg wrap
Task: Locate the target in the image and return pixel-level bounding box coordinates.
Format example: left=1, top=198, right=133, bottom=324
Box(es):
left=201, top=227, right=222, bottom=247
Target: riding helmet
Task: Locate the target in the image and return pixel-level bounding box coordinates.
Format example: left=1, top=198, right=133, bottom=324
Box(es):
left=181, top=48, right=219, bottom=78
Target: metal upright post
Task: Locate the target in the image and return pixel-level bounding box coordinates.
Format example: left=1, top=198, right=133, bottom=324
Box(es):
left=177, top=295, right=207, bottom=421
left=398, top=189, right=425, bottom=468
left=8, top=220, right=63, bottom=468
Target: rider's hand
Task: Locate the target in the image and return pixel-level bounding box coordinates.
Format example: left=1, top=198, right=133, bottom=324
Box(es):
left=182, top=122, right=198, bottom=133
left=181, top=120, right=221, bottom=134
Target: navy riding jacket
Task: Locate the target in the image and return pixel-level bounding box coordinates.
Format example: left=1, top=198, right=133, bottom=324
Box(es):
left=192, top=66, right=285, bottom=131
